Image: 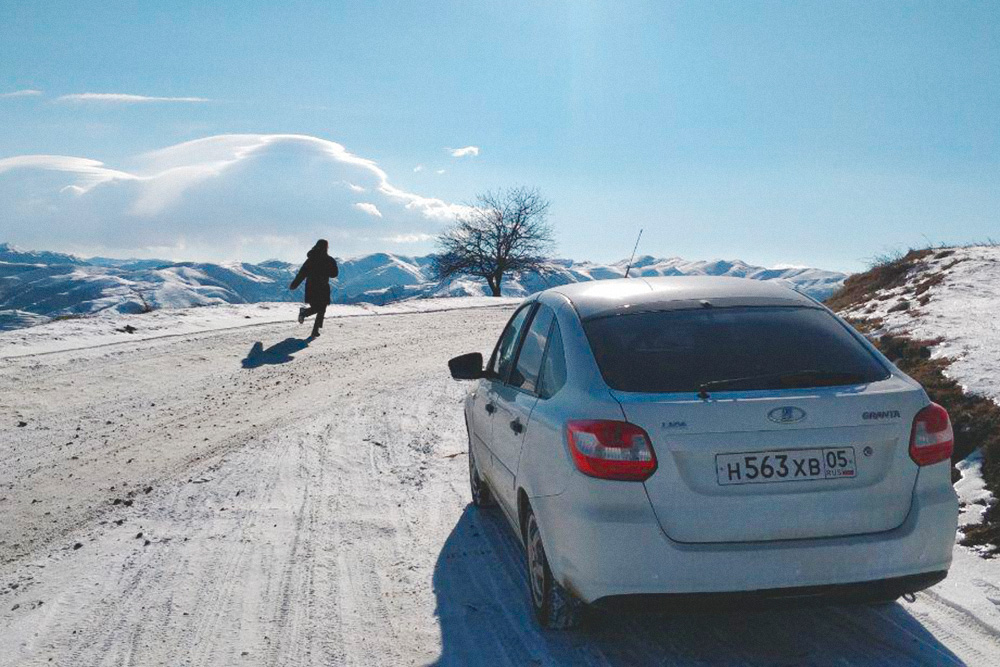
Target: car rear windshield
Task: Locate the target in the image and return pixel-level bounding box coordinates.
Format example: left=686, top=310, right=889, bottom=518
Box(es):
left=583, top=306, right=889, bottom=394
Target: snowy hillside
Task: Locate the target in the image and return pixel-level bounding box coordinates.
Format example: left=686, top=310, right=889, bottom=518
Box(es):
left=0, top=242, right=846, bottom=331
left=829, top=245, right=1000, bottom=553
left=835, top=245, right=1000, bottom=404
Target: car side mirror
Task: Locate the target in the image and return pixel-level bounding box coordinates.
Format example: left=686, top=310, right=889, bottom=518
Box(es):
left=449, top=352, right=484, bottom=380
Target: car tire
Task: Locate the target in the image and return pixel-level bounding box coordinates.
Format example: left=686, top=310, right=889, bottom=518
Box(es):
left=524, top=506, right=583, bottom=629
left=468, top=443, right=494, bottom=508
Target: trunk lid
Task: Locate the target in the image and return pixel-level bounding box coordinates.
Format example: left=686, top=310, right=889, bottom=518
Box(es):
left=615, top=377, right=926, bottom=543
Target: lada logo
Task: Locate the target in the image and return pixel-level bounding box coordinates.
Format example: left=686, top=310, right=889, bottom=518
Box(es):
left=768, top=406, right=806, bottom=424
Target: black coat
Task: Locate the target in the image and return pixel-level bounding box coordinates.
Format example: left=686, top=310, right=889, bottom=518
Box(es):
left=290, top=247, right=339, bottom=307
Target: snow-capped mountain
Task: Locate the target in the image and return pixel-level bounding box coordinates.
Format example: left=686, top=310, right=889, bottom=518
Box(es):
left=0, top=242, right=847, bottom=330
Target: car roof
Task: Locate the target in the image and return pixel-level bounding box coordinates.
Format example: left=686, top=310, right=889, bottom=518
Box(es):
left=546, top=276, right=819, bottom=320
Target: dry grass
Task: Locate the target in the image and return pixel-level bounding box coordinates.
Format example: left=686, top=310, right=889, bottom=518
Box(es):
left=876, top=331, right=1000, bottom=554
left=825, top=248, right=934, bottom=311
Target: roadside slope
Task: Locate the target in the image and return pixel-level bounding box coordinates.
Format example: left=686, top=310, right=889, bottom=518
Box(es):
left=831, top=245, right=1000, bottom=403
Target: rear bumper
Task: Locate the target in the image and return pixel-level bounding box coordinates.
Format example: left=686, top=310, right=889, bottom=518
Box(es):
left=593, top=571, right=947, bottom=611
left=530, top=466, right=958, bottom=604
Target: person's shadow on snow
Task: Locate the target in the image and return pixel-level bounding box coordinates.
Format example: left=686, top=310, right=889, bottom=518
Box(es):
left=429, top=503, right=964, bottom=666
left=241, top=337, right=311, bottom=368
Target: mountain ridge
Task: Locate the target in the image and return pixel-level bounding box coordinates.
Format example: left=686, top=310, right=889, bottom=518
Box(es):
left=0, top=242, right=847, bottom=331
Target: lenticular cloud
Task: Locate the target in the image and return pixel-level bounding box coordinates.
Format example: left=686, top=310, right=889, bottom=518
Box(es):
left=0, top=134, right=468, bottom=260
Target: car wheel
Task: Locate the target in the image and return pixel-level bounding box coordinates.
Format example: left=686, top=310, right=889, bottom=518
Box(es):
left=524, top=506, right=582, bottom=629
left=468, top=444, right=494, bottom=508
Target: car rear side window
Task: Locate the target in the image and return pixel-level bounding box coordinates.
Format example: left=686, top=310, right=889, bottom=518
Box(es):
left=537, top=320, right=567, bottom=399
left=489, top=304, right=533, bottom=381
left=583, top=306, right=889, bottom=393
left=509, top=305, right=554, bottom=393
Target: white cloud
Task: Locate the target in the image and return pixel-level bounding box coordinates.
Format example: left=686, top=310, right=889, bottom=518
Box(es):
left=413, top=164, right=424, bottom=172
left=56, top=93, right=211, bottom=104
left=0, top=155, right=138, bottom=192
left=0, top=133, right=469, bottom=261
left=0, top=89, right=43, bottom=98
left=354, top=202, right=382, bottom=218
left=435, top=169, right=446, bottom=175
left=382, top=233, right=435, bottom=244
left=447, top=146, right=480, bottom=158
left=132, top=134, right=471, bottom=220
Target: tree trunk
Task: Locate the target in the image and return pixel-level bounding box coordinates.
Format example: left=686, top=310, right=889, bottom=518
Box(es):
left=490, top=273, right=503, bottom=297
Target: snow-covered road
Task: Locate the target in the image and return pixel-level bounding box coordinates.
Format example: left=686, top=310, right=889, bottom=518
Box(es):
left=2, top=304, right=999, bottom=666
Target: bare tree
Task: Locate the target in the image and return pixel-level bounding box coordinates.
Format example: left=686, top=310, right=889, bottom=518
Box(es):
left=433, top=186, right=554, bottom=297
left=127, top=285, right=155, bottom=313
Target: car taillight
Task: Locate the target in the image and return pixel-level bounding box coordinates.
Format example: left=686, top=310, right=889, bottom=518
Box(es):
left=909, top=403, right=954, bottom=466
left=566, top=420, right=657, bottom=481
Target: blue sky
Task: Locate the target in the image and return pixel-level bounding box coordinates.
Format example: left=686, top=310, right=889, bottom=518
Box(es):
left=1, top=1, right=996, bottom=271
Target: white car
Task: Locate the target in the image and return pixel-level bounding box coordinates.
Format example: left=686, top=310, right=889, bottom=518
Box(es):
left=449, top=276, right=958, bottom=629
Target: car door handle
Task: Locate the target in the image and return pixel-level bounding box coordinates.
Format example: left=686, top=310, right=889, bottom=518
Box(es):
left=485, top=402, right=496, bottom=414
left=510, top=419, right=523, bottom=434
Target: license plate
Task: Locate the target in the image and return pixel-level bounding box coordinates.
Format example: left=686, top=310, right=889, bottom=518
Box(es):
left=716, top=447, right=856, bottom=486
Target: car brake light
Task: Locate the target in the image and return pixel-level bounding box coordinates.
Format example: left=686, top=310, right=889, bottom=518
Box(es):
left=909, top=403, right=954, bottom=466
left=566, top=420, right=657, bottom=481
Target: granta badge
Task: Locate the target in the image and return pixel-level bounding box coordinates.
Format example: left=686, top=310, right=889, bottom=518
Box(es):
left=862, top=410, right=901, bottom=420
left=768, top=406, right=806, bottom=424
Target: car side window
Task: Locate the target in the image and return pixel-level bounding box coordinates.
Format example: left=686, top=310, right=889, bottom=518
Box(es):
left=487, top=304, right=534, bottom=381
left=508, top=305, right=555, bottom=393
left=537, top=320, right=567, bottom=399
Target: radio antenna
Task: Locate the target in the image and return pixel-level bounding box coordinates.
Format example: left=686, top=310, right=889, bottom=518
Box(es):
left=624, top=229, right=643, bottom=278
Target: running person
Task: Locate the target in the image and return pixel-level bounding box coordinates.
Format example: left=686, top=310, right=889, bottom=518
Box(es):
left=290, top=239, right=339, bottom=337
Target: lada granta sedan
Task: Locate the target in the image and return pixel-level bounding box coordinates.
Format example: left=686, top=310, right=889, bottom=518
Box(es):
left=448, top=277, right=958, bottom=629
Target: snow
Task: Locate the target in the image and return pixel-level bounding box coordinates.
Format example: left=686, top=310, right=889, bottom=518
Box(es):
left=1, top=300, right=1000, bottom=664
left=0, top=309, right=49, bottom=330
left=841, top=245, right=1000, bottom=404
left=0, top=297, right=520, bottom=359
left=957, top=450, right=993, bottom=528
left=1, top=242, right=847, bottom=331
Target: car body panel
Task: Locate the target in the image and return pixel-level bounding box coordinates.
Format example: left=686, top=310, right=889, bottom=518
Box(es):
left=549, top=275, right=816, bottom=320
left=489, top=382, right=537, bottom=512
left=512, top=295, right=621, bottom=502
left=531, top=459, right=956, bottom=603
left=617, top=378, right=927, bottom=543
left=468, top=384, right=495, bottom=479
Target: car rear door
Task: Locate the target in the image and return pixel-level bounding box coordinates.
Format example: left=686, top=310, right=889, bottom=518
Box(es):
left=619, top=384, right=925, bottom=543
left=468, top=385, right=495, bottom=475
left=478, top=304, right=534, bottom=489
left=490, top=304, right=555, bottom=511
